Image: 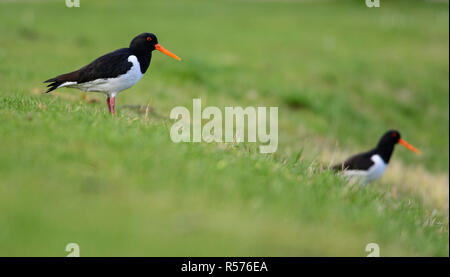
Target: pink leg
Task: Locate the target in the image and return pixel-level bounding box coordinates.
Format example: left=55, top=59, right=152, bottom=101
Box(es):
left=106, top=97, right=111, bottom=113
left=110, top=97, right=116, bottom=116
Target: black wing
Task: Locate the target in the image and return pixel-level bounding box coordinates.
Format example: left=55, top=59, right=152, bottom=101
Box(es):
left=332, top=150, right=375, bottom=171
left=44, top=48, right=134, bottom=93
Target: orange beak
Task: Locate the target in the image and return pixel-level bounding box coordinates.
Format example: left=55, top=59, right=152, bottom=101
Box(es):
left=398, top=138, right=421, bottom=155
left=155, top=44, right=181, bottom=61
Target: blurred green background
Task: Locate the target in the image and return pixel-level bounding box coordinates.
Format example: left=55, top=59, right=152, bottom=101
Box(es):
left=0, top=0, right=448, bottom=256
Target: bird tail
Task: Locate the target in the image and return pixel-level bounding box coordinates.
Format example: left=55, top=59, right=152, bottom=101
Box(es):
left=330, top=163, right=348, bottom=172
left=43, top=78, right=63, bottom=93
left=43, top=70, right=79, bottom=93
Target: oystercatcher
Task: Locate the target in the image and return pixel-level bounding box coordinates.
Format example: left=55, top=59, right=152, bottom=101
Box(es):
left=332, top=130, right=421, bottom=184
left=44, top=33, right=181, bottom=115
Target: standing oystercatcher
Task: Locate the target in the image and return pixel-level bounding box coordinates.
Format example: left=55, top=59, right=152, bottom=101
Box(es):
left=44, top=33, right=181, bottom=115
left=332, top=130, right=421, bottom=184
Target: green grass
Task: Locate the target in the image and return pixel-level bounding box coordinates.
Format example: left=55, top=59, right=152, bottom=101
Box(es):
left=0, top=0, right=448, bottom=256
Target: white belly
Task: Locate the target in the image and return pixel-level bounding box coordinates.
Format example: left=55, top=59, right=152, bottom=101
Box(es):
left=343, top=154, right=387, bottom=184
left=61, top=55, right=143, bottom=97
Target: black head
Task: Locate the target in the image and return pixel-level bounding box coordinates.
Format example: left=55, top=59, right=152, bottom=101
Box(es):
left=129, top=33, right=181, bottom=61
left=375, top=130, right=420, bottom=163
left=377, top=130, right=402, bottom=148
left=129, top=33, right=159, bottom=52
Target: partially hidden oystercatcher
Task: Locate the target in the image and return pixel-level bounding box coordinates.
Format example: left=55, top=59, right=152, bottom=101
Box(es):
left=44, top=33, right=181, bottom=116
left=332, top=130, right=421, bottom=184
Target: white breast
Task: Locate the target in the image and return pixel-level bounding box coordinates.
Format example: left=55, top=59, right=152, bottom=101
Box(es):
left=66, top=55, right=144, bottom=97
left=343, top=154, right=387, bottom=184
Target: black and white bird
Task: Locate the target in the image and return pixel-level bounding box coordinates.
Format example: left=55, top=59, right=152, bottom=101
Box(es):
left=332, top=130, right=421, bottom=184
left=44, top=33, right=181, bottom=115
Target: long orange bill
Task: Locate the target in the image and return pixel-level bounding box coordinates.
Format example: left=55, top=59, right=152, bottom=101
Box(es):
left=398, top=138, right=421, bottom=155
left=155, top=44, right=181, bottom=61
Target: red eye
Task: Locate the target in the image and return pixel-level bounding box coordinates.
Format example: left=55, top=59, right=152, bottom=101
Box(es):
left=147, top=37, right=152, bottom=41
left=392, top=133, right=397, bottom=137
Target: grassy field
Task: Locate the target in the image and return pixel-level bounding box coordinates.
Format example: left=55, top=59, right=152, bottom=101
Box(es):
left=0, top=0, right=448, bottom=256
